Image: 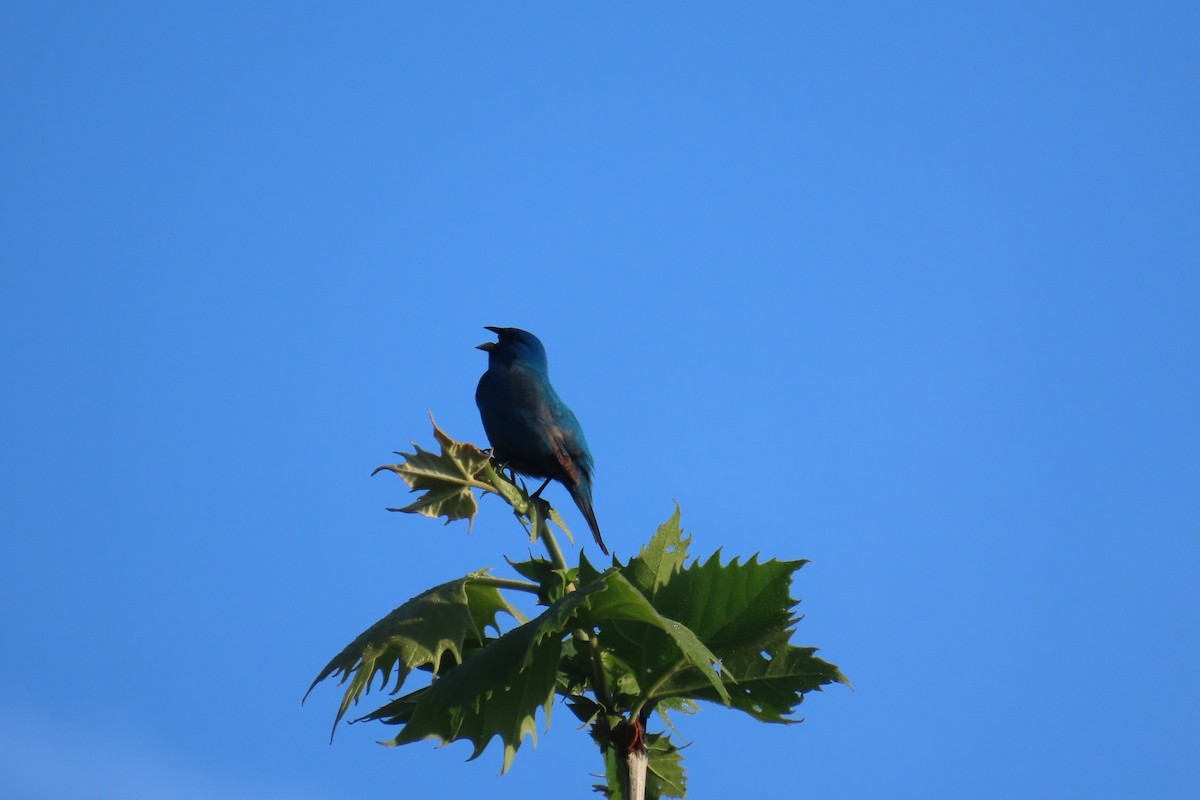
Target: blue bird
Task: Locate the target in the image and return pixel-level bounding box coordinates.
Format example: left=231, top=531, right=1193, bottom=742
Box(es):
left=475, top=326, right=607, bottom=555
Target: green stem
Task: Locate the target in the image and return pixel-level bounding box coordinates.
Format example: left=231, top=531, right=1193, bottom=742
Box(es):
left=589, top=634, right=611, bottom=707
left=541, top=520, right=570, bottom=573
left=630, top=658, right=686, bottom=720
left=470, top=576, right=540, bottom=594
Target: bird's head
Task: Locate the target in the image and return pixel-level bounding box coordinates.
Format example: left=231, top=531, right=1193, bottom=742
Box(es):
left=476, top=326, right=550, bottom=369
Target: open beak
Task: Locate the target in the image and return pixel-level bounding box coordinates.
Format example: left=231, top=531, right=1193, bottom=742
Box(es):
left=476, top=326, right=502, bottom=352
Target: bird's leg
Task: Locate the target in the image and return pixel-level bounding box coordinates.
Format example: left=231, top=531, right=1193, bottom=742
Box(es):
left=529, top=478, right=552, bottom=499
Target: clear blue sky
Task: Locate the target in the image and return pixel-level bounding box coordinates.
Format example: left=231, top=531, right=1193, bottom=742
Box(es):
left=2, top=3, right=1197, bottom=798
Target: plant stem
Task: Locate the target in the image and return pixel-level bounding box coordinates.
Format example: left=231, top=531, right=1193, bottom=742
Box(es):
left=588, top=633, right=611, bottom=707
left=630, top=658, right=685, bottom=720
left=626, top=746, right=648, bottom=800
left=541, top=521, right=570, bottom=573
left=470, top=575, right=540, bottom=594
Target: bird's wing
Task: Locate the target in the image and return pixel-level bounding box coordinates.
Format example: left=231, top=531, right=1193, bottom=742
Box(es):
left=548, top=427, right=582, bottom=486
left=546, top=400, right=594, bottom=487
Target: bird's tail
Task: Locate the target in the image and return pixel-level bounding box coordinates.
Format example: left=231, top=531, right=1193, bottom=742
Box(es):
left=567, top=483, right=608, bottom=555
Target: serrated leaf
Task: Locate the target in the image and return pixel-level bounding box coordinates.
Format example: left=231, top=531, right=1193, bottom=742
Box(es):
left=595, top=509, right=845, bottom=722
left=655, top=696, right=699, bottom=741
left=645, top=733, right=687, bottom=799
left=555, top=636, right=595, bottom=697
left=372, top=418, right=492, bottom=527
left=345, top=558, right=733, bottom=773
left=653, top=630, right=848, bottom=721
left=506, top=555, right=558, bottom=586
left=375, top=578, right=611, bottom=773
left=547, top=504, right=574, bottom=545
left=506, top=555, right=575, bottom=605
left=565, top=695, right=602, bottom=726
left=624, top=503, right=691, bottom=594
left=304, top=571, right=511, bottom=738
left=652, top=552, right=803, bottom=648
left=577, top=558, right=729, bottom=705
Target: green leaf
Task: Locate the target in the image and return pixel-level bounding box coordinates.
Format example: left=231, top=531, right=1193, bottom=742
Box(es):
left=597, top=508, right=847, bottom=721
left=304, top=571, right=511, bottom=738
left=653, top=630, right=848, bottom=722
left=312, top=496, right=847, bottom=788
left=655, top=696, right=699, bottom=740
left=645, top=733, right=687, bottom=799
left=347, top=557, right=733, bottom=773
left=546, top=504, right=575, bottom=545
left=371, top=418, right=586, bottom=556
left=623, top=503, right=691, bottom=594
left=480, top=461, right=575, bottom=547
left=372, top=418, right=492, bottom=527
left=371, top=577, right=611, bottom=773
left=565, top=695, right=602, bottom=727
left=506, top=555, right=576, bottom=605
left=577, top=558, right=730, bottom=706
left=652, top=552, right=802, bottom=649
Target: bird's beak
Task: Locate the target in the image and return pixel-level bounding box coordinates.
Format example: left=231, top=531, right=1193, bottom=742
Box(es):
left=477, top=326, right=502, bottom=351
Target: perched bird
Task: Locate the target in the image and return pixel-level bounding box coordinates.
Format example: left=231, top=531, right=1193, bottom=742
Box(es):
left=475, top=326, right=607, bottom=554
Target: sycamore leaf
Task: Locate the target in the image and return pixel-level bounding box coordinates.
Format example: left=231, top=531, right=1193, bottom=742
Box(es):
left=372, top=419, right=491, bottom=527
left=356, top=686, right=424, bottom=727
left=652, top=552, right=802, bottom=649
left=506, top=555, right=576, bottom=605
left=373, top=420, right=584, bottom=554
left=652, top=630, right=848, bottom=722
left=577, top=558, right=729, bottom=704
left=595, top=508, right=846, bottom=721
left=565, top=695, right=602, bottom=727
left=655, top=696, right=699, bottom=741
left=344, top=557, right=729, bottom=773
left=547, top=504, right=575, bottom=545
left=623, top=503, right=691, bottom=594
left=304, top=571, right=512, bottom=738
left=645, top=733, right=687, bottom=799
left=372, top=577, right=610, bottom=773
left=311, top=496, right=847, bottom=790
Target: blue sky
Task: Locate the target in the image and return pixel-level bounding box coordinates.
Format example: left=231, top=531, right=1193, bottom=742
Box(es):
left=2, top=2, right=1197, bottom=797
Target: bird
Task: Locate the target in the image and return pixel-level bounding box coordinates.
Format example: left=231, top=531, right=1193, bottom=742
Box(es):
left=475, top=326, right=607, bottom=555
